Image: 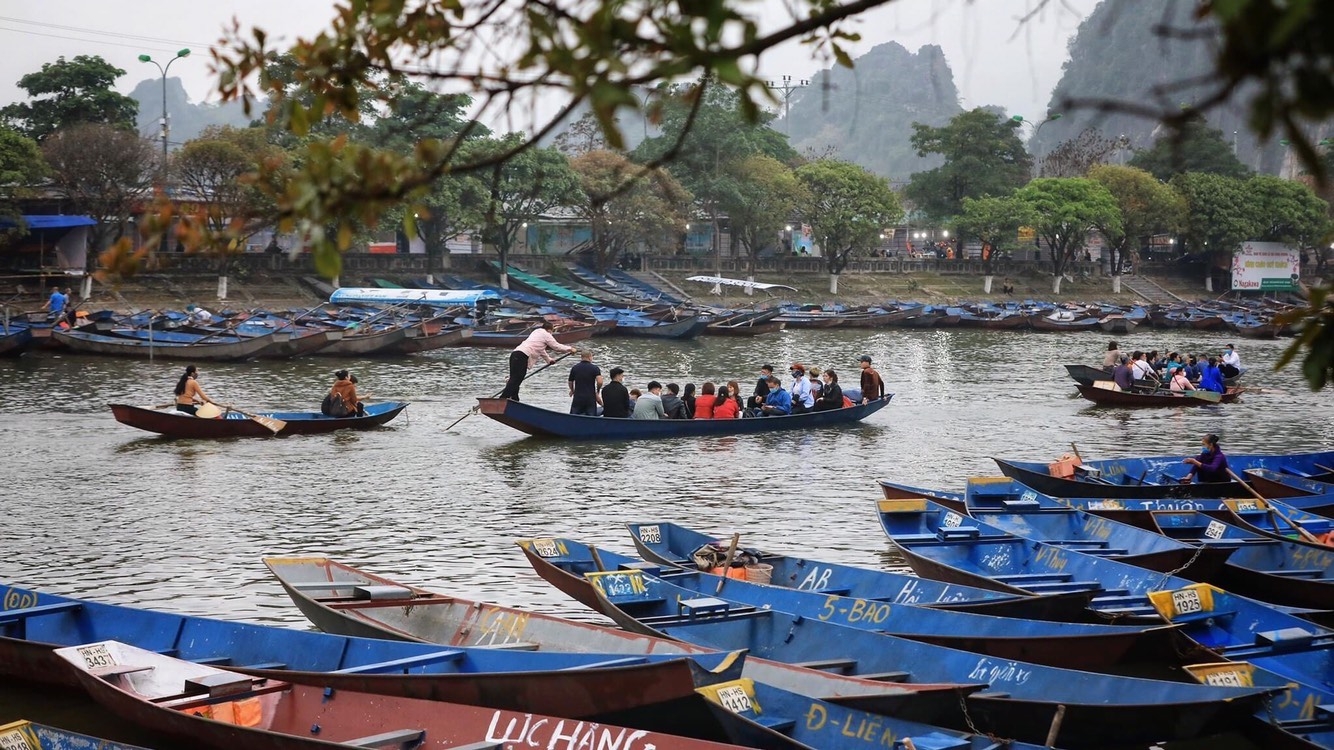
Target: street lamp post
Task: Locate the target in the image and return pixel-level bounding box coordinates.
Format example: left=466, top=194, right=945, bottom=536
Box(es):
left=138, top=48, right=191, bottom=258
left=1011, top=113, right=1062, bottom=176
left=765, top=75, right=809, bottom=134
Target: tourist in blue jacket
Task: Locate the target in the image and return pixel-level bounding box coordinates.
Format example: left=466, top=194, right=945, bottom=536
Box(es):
left=759, top=376, right=792, bottom=416
left=1199, top=357, right=1226, bottom=393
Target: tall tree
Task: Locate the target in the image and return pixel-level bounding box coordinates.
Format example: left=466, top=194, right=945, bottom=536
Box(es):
left=795, top=160, right=902, bottom=294
left=720, top=154, right=807, bottom=285
left=569, top=150, right=689, bottom=273
left=1040, top=129, right=1130, bottom=178
left=1015, top=177, right=1121, bottom=295
left=954, top=195, right=1037, bottom=293
left=1, top=56, right=137, bottom=141
left=1129, top=118, right=1251, bottom=182
left=41, top=124, right=156, bottom=276
left=1246, top=175, right=1331, bottom=250
left=0, top=127, right=47, bottom=245
left=903, top=109, right=1031, bottom=221
left=554, top=111, right=611, bottom=158
left=461, top=135, right=581, bottom=288
left=1087, top=165, right=1186, bottom=294
left=1169, top=172, right=1264, bottom=292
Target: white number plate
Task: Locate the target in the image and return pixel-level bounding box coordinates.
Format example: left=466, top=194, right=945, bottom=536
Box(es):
left=715, top=685, right=753, bottom=714
left=1087, top=500, right=1124, bottom=511
left=1236, top=501, right=1258, bottom=512
left=0, top=729, right=34, bottom=750
left=1204, top=521, right=1226, bottom=540
left=943, top=512, right=963, bottom=528
left=531, top=539, right=560, bottom=558
left=1021, top=490, right=1038, bottom=503
left=1203, top=670, right=1245, bottom=687
left=638, top=525, right=661, bottom=545
left=1172, top=589, right=1204, bottom=616
left=77, top=644, right=116, bottom=670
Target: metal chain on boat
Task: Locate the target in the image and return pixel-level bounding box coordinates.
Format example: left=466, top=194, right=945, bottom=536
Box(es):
left=955, top=689, right=983, bottom=735
left=1159, top=542, right=1206, bottom=582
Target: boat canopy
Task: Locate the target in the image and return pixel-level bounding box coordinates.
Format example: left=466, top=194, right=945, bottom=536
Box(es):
left=686, top=275, right=798, bottom=291
left=330, top=288, right=502, bottom=307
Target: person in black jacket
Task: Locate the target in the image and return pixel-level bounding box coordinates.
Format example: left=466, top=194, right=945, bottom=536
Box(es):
left=601, top=367, right=632, bottom=418
left=751, top=364, right=773, bottom=408
left=815, top=369, right=845, bottom=411
left=661, top=383, right=687, bottom=419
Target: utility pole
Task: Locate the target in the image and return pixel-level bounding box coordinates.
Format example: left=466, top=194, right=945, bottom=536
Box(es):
left=138, top=49, right=191, bottom=257
left=765, top=75, right=809, bottom=134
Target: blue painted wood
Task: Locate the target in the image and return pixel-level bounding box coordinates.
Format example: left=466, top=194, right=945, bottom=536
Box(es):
left=622, top=521, right=1100, bottom=622
left=525, top=539, right=1171, bottom=672
left=0, top=721, right=154, bottom=750
left=875, top=499, right=1334, bottom=728
left=516, top=540, right=1278, bottom=748
left=478, top=396, right=893, bottom=440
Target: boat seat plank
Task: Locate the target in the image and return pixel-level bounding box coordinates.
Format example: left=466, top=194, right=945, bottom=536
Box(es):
left=792, top=658, right=856, bottom=673
left=1083, top=548, right=1130, bottom=556
left=972, top=691, right=1010, bottom=699
left=91, top=664, right=155, bottom=678
left=1015, top=581, right=1101, bottom=593
left=0, top=602, right=82, bottom=624
left=1001, top=499, right=1042, bottom=510
left=812, top=587, right=852, bottom=596
left=679, top=597, right=731, bottom=616
left=892, top=534, right=939, bottom=543
left=290, top=581, right=362, bottom=591
left=334, top=650, right=466, bottom=674
left=856, top=671, right=911, bottom=683
left=754, top=716, right=797, bottom=732
left=345, top=729, right=428, bottom=749
left=191, top=656, right=233, bottom=666
left=483, top=641, right=540, bottom=651
left=1255, top=629, right=1317, bottom=650
left=1257, top=569, right=1324, bottom=579
left=560, top=657, right=649, bottom=670
left=992, top=573, right=1072, bottom=583
left=937, top=526, right=981, bottom=540
left=617, top=561, right=663, bottom=574
left=1045, top=540, right=1109, bottom=547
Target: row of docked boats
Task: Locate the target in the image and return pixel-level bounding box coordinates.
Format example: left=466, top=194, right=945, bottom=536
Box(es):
left=6, top=446, right=1331, bottom=749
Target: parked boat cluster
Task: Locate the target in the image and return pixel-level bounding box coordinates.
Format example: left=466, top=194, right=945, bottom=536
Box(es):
left=1, top=263, right=1306, bottom=360
left=4, top=448, right=1332, bottom=750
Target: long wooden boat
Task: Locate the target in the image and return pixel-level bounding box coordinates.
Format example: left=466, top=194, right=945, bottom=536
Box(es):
left=0, top=720, right=153, bottom=750
left=1031, top=314, right=1100, bottom=332
left=0, top=326, right=33, bottom=357
left=1245, top=467, right=1334, bottom=501
left=1149, top=511, right=1334, bottom=610
left=460, top=326, right=596, bottom=348
left=517, top=538, right=1174, bottom=672
left=109, top=402, right=408, bottom=438
left=263, top=556, right=976, bottom=723
left=772, top=312, right=846, bottom=329
left=0, top=583, right=741, bottom=722
left=695, top=678, right=1052, bottom=750
left=623, top=521, right=1097, bottom=621
left=52, top=329, right=289, bottom=362
left=615, top=315, right=710, bottom=340
left=387, top=326, right=472, bottom=354
left=516, top=543, right=1276, bottom=748
left=992, top=456, right=1316, bottom=500
left=704, top=309, right=785, bottom=337
left=311, top=325, right=417, bottom=356
left=477, top=395, right=892, bottom=440
left=54, top=641, right=750, bottom=750
left=1074, top=383, right=1242, bottom=406
left=874, top=497, right=1334, bottom=730
left=1063, top=363, right=1241, bottom=388
left=1219, top=498, right=1334, bottom=547
left=961, top=477, right=1236, bottom=580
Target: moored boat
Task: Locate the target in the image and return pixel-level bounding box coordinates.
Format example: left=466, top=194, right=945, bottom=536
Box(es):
left=1074, top=383, right=1241, bottom=407
left=109, top=402, right=408, bottom=438
left=476, top=395, right=891, bottom=440
left=992, top=454, right=1318, bottom=500
left=52, top=329, right=289, bottom=361
left=53, top=640, right=751, bottom=750
left=0, top=720, right=153, bottom=750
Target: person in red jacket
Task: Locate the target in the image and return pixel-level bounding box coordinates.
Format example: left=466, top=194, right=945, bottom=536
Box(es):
left=693, top=382, right=717, bottom=419
left=712, top=385, right=739, bottom=418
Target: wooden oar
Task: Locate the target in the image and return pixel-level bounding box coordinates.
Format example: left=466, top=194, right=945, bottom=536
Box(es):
left=715, top=533, right=740, bottom=594
left=443, top=351, right=575, bottom=431
left=1227, top=468, right=1322, bottom=544
left=221, top=404, right=286, bottom=435
left=1184, top=390, right=1222, bottom=403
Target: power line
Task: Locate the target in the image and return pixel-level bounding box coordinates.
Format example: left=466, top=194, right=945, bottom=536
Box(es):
left=0, top=25, right=188, bottom=55
left=0, top=15, right=216, bottom=49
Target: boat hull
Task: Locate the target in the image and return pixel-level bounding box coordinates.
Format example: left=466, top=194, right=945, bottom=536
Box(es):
left=477, top=396, right=891, bottom=439
left=109, top=402, right=408, bottom=438
left=53, top=329, right=287, bottom=361
left=993, top=458, right=1309, bottom=500
left=311, top=326, right=415, bottom=356
left=1075, top=384, right=1242, bottom=406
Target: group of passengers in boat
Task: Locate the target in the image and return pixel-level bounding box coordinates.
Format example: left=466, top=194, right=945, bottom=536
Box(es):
left=1102, top=341, right=1242, bottom=395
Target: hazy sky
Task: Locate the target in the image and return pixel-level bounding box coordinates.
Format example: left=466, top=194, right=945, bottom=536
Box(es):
left=0, top=0, right=1098, bottom=124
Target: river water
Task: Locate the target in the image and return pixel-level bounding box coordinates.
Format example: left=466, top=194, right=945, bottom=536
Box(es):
left=0, top=328, right=1329, bottom=738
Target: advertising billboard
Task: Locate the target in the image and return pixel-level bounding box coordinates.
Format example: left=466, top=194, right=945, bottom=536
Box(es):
left=1232, top=242, right=1300, bottom=291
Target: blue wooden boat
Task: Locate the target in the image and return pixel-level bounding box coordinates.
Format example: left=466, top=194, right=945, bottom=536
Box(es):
left=1219, top=497, right=1334, bottom=546
left=518, top=538, right=1177, bottom=672
left=514, top=539, right=1277, bottom=748
left=0, top=325, right=34, bottom=357
left=695, top=678, right=1053, bottom=750
left=624, top=521, right=1098, bottom=622
left=0, top=582, right=743, bottom=723
left=477, top=395, right=893, bottom=440
left=606, top=268, right=686, bottom=304
left=993, top=451, right=1328, bottom=500
left=874, top=498, right=1334, bottom=731
left=1149, top=511, right=1334, bottom=610
left=262, top=556, right=976, bottom=723
left=1245, top=468, right=1334, bottom=512
left=0, top=720, right=153, bottom=750
left=961, top=477, right=1236, bottom=580
left=51, top=328, right=290, bottom=361
left=109, top=402, right=409, bottom=438
left=612, top=313, right=711, bottom=340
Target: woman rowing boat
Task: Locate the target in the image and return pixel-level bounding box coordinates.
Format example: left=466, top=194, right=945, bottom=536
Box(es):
left=174, top=365, right=217, bottom=415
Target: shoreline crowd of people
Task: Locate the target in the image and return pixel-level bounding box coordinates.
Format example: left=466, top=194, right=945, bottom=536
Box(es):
left=1101, top=340, right=1244, bottom=394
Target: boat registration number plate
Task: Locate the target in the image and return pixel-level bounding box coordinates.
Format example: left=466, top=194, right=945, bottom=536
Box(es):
left=76, top=644, right=117, bottom=670
left=531, top=539, right=561, bottom=558
left=1086, top=500, right=1125, bottom=511
left=638, top=525, right=661, bottom=545
left=1172, top=589, right=1204, bottom=616
left=1202, top=669, right=1246, bottom=687
left=1204, top=521, right=1226, bottom=540
left=0, top=729, right=34, bottom=750
left=1235, top=501, right=1258, bottom=511
left=942, top=512, right=964, bottom=528
left=715, top=684, right=753, bottom=714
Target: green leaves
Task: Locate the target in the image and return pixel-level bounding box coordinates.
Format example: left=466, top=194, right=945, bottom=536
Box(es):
left=905, top=108, right=1033, bottom=221
left=1, top=55, right=138, bottom=141
left=796, top=159, right=902, bottom=275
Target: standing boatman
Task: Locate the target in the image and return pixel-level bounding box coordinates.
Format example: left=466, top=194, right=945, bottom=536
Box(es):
left=858, top=355, right=885, bottom=404
left=567, top=349, right=603, bottom=416
left=498, top=321, right=577, bottom=401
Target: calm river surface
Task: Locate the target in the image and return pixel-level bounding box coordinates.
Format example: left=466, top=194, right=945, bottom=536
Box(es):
left=0, top=328, right=1330, bottom=736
